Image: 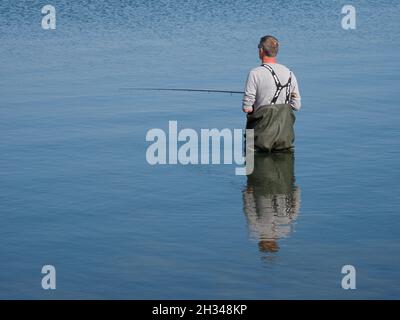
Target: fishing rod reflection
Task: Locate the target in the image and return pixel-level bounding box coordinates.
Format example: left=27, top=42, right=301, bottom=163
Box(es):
left=242, top=152, right=301, bottom=253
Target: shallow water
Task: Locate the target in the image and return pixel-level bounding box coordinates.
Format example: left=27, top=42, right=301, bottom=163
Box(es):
left=0, top=0, right=399, bottom=299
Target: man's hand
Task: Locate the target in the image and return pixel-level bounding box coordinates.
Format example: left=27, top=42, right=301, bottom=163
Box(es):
left=243, top=106, right=254, bottom=113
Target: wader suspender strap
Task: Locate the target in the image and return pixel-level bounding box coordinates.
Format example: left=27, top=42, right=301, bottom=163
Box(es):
left=262, top=64, right=292, bottom=105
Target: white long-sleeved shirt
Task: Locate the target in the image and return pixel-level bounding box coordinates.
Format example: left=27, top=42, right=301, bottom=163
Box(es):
left=243, top=187, right=301, bottom=241
left=242, top=63, right=301, bottom=111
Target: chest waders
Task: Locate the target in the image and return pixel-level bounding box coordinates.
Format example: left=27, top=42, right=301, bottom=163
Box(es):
left=246, top=64, right=296, bottom=152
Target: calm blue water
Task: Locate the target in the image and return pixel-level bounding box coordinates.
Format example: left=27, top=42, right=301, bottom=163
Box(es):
left=1, top=0, right=399, bottom=299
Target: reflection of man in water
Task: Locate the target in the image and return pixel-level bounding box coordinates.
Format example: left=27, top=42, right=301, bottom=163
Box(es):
left=243, top=152, right=301, bottom=253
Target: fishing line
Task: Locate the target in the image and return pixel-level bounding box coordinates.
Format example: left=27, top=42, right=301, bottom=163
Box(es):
left=120, top=88, right=244, bottom=95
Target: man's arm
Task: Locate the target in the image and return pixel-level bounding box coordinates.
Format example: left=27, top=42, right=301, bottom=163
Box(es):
left=290, top=73, right=301, bottom=111
left=242, top=70, right=257, bottom=113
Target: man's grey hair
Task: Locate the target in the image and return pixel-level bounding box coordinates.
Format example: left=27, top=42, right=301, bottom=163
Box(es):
left=258, top=35, right=279, bottom=57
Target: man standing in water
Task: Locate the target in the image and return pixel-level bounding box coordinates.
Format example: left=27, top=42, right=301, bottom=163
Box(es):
left=243, top=35, right=301, bottom=152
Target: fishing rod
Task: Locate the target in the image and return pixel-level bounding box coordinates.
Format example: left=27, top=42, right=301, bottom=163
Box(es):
left=120, top=88, right=245, bottom=95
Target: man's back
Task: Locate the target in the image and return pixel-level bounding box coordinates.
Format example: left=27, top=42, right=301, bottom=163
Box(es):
left=242, top=63, right=301, bottom=111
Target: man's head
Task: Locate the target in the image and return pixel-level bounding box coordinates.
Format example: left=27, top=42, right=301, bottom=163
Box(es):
left=258, top=35, right=279, bottom=59
left=258, top=240, right=280, bottom=253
